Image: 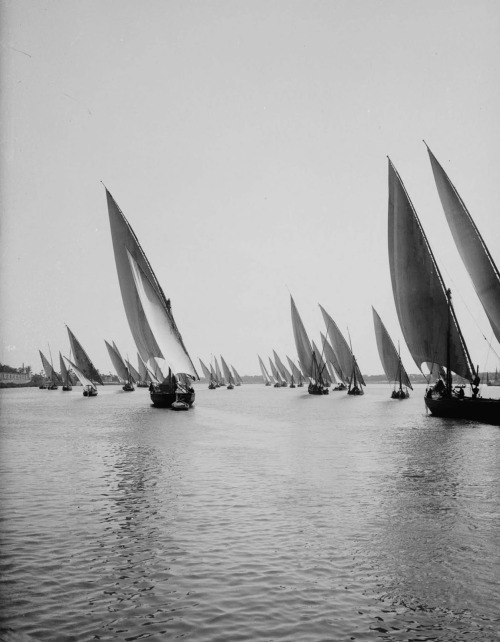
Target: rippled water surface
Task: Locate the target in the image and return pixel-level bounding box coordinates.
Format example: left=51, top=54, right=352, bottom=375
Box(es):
left=1, top=384, right=499, bottom=641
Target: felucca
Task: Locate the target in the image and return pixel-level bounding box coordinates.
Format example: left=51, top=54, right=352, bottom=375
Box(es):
left=388, top=156, right=500, bottom=425
left=290, top=295, right=329, bottom=394
left=319, top=306, right=365, bottom=395
left=105, top=189, right=198, bottom=408
left=66, top=326, right=103, bottom=395
left=372, top=307, right=412, bottom=399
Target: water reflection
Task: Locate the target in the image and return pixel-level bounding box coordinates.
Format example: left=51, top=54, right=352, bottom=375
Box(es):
left=366, top=420, right=500, bottom=640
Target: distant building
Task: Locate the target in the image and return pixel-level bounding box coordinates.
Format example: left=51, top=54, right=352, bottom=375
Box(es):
left=0, top=371, right=31, bottom=383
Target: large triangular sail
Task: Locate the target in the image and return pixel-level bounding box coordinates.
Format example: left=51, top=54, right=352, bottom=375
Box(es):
left=388, top=159, right=474, bottom=381
left=125, top=359, right=140, bottom=384
left=286, top=356, right=306, bottom=384
left=214, top=357, right=224, bottom=385
left=64, top=356, right=94, bottom=389
left=105, top=340, right=130, bottom=382
left=105, top=188, right=198, bottom=381
left=312, top=340, right=332, bottom=384
left=426, top=145, right=500, bottom=345
left=320, top=332, right=346, bottom=383
left=39, top=350, right=59, bottom=383
left=66, top=326, right=103, bottom=384
left=199, top=359, right=212, bottom=381
left=258, top=355, right=272, bottom=384
left=269, top=357, right=283, bottom=384
left=372, top=307, right=412, bottom=389
left=59, top=352, right=71, bottom=386
left=290, top=296, right=314, bottom=378
left=231, top=365, right=243, bottom=385
left=220, top=356, right=235, bottom=385
left=273, top=350, right=292, bottom=384
left=319, top=305, right=365, bottom=386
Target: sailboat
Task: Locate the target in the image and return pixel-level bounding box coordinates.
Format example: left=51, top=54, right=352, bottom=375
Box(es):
left=273, top=350, right=291, bottom=387
left=388, top=156, right=500, bottom=424
left=213, top=356, right=225, bottom=387
left=59, top=351, right=72, bottom=391
left=286, top=356, right=306, bottom=388
left=269, top=357, right=284, bottom=387
left=319, top=306, right=365, bottom=395
left=105, top=340, right=135, bottom=391
left=125, top=357, right=141, bottom=388
left=38, top=350, right=59, bottom=390
left=372, top=307, right=412, bottom=399
left=64, top=356, right=98, bottom=396
left=199, top=358, right=217, bottom=389
left=105, top=188, right=198, bottom=408
left=258, top=355, right=272, bottom=386
left=39, top=349, right=60, bottom=390
left=231, top=365, right=243, bottom=386
left=319, top=332, right=347, bottom=390
left=66, top=326, right=103, bottom=395
left=290, top=295, right=328, bottom=394
left=220, top=356, right=235, bottom=389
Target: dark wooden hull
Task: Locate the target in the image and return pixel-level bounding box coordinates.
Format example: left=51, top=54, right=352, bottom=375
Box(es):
left=347, top=388, right=364, bottom=396
left=62, top=386, right=72, bottom=391
left=308, top=384, right=329, bottom=395
left=122, top=383, right=135, bottom=391
left=425, top=396, right=500, bottom=425
left=150, top=389, right=195, bottom=408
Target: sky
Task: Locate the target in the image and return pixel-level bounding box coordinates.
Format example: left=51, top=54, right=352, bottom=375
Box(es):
left=1, top=0, right=500, bottom=378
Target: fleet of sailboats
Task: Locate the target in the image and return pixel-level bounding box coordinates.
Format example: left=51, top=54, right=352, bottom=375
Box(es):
left=30, top=148, right=498, bottom=426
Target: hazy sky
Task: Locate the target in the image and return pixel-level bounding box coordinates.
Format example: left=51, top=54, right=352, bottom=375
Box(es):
left=1, top=0, right=499, bottom=377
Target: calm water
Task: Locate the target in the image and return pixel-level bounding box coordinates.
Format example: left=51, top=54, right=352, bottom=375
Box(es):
left=1, top=383, right=499, bottom=641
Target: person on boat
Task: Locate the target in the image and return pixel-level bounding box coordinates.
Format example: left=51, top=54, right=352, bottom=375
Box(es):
left=454, top=386, right=465, bottom=399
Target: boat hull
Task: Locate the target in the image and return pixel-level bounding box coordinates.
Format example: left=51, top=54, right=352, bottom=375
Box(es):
left=425, top=396, right=500, bottom=425
left=150, top=389, right=195, bottom=408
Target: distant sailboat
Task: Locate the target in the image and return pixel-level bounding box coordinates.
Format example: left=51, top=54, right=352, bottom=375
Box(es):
left=290, top=295, right=328, bottom=395
left=269, top=357, right=284, bottom=388
left=59, top=351, right=72, bottom=391
left=214, top=357, right=225, bottom=387
left=66, top=326, right=103, bottom=392
left=105, top=188, right=198, bottom=408
left=372, top=307, right=412, bottom=399
left=319, top=332, right=347, bottom=390
left=258, top=355, right=272, bottom=386
left=220, top=356, right=235, bottom=389
left=286, top=356, right=305, bottom=387
left=39, top=349, right=59, bottom=390
left=105, top=340, right=135, bottom=391
left=319, top=305, right=365, bottom=395
left=64, top=356, right=98, bottom=396
left=388, top=157, right=500, bottom=424
left=273, top=350, right=291, bottom=387
left=199, top=358, right=217, bottom=389
left=231, top=365, right=243, bottom=386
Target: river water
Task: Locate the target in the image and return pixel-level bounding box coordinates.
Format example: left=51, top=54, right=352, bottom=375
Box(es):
left=0, top=383, right=499, bottom=641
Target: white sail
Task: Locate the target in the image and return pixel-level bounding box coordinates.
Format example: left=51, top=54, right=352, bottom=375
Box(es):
left=127, top=249, right=197, bottom=378
left=39, top=350, right=59, bottom=383
left=320, top=332, right=346, bottom=383
left=199, top=358, right=213, bottom=381
left=125, top=359, right=140, bottom=383
left=258, top=355, right=272, bottom=384
left=231, top=365, right=243, bottom=384
left=64, top=356, right=94, bottom=389
left=214, top=357, right=225, bottom=385
left=273, top=350, right=292, bottom=384
left=106, top=189, right=198, bottom=382
left=286, top=356, right=305, bottom=383
left=220, top=356, right=235, bottom=385
left=105, top=340, right=130, bottom=381
left=269, top=357, right=283, bottom=384
left=312, top=340, right=332, bottom=384
left=290, top=296, right=314, bottom=378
